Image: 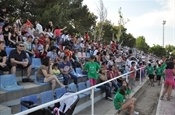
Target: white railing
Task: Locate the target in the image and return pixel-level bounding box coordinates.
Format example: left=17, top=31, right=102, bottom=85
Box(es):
left=15, top=67, right=145, bottom=115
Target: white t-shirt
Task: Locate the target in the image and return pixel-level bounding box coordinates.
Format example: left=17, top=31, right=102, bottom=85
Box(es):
left=36, top=23, right=43, bottom=34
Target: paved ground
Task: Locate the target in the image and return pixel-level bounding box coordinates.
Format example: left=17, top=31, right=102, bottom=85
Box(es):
left=156, top=84, right=175, bottom=115
left=135, top=82, right=161, bottom=115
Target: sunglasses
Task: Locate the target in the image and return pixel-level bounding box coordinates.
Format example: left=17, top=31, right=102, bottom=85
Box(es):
left=19, top=45, right=24, bottom=47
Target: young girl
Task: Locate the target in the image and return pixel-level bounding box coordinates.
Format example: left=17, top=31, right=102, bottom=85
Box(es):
left=84, top=55, right=100, bottom=98
left=129, top=62, right=136, bottom=90
left=161, top=61, right=175, bottom=101
left=52, top=63, right=62, bottom=79
left=84, top=55, right=100, bottom=86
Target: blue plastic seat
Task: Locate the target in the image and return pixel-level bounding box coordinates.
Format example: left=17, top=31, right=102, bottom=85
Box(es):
left=67, top=83, right=85, bottom=98
left=40, top=90, right=54, bottom=104
left=20, top=94, right=38, bottom=111
left=75, top=68, right=87, bottom=77
left=31, top=58, right=41, bottom=69
left=86, top=80, right=100, bottom=92
left=5, top=47, right=14, bottom=57
left=55, top=87, right=67, bottom=98
left=0, top=74, right=23, bottom=92
left=77, top=82, right=90, bottom=95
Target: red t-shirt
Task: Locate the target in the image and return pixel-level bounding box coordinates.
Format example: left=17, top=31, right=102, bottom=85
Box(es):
left=38, top=37, right=46, bottom=46
left=54, top=29, right=61, bottom=37
left=108, top=70, right=115, bottom=79
left=130, top=67, right=135, bottom=78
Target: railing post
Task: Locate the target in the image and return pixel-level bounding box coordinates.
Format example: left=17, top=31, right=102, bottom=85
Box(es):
left=139, top=68, right=142, bottom=85
left=91, top=88, right=94, bottom=115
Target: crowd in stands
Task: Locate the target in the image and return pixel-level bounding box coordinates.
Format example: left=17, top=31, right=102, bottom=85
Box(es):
left=1, top=7, right=175, bottom=115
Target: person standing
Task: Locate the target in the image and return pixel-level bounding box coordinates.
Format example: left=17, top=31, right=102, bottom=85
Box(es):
left=84, top=55, right=100, bottom=98
left=146, top=63, right=155, bottom=86
left=155, top=64, right=163, bottom=85
left=161, top=61, right=175, bottom=101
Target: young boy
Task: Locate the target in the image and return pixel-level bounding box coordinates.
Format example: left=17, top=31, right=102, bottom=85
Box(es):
left=129, top=61, right=136, bottom=90
left=156, top=64, right=163, bottom=85
left=146, top=63, right=155, bottom=86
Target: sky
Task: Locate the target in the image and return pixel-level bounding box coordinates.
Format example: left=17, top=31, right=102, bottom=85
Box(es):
left=83, top=0, right=175, bottom=47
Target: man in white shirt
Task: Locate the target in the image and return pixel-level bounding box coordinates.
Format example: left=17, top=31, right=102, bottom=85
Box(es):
left=35, top=21, right=43, bottom=34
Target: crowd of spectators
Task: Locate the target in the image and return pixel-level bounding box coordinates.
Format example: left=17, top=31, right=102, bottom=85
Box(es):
left=2, top=7, right=169, bottom=114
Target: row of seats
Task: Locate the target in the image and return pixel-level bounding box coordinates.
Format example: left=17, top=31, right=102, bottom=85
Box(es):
left=20, top=81, right=100, bottom=111
left=0, top=67, right=87, bottom=92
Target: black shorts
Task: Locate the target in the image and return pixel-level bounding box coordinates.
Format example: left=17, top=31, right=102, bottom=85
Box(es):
left=149, top=74, right=154, bottom=79
left=156, top=75, right=161, bottom=81
left=0, top=65, right=10, bottom=72
left=9, top=63, right=31, bottom=69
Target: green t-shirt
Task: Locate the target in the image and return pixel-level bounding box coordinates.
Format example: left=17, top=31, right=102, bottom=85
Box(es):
left=83, top=61, right=100, bottom=79
left=156, top=67, right=163, bottom=76
left=114, top=92, right=124, bottom=110
left=161, top=63, right=167, bottom=70
left=115, top=88, right=131, bottom=98
left=146, top=66, right=154, bottom=75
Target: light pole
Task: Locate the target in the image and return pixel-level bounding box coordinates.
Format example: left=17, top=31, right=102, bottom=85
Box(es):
left=162, top=20, right=166, bottom=47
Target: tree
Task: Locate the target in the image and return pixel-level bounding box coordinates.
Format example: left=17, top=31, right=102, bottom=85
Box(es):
left=117, top=7, right=129, bottom=43
left=149, top=45, right=166, bottom=57
left=165, top=44, right=175, bottom=54
left=0, top=0, right=97, bottom=34
left=96, top=0, right=107, bottom=40
left=136, top=36, right=149, bottom=53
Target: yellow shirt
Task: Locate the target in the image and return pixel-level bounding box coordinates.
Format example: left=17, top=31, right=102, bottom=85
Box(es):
left=52, top=69, right=61, bottom=75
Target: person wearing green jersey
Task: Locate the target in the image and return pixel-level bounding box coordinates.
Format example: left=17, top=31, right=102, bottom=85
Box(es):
left=146, top=63, right=155, bottom=86
left=84, top=55, right=101, bottom=85
left=113, top=86, right=139, bottom=115
left=156, top=64, right=163, bottom=85
left=161, top=62, right=167, bottom=80
left=83, top=55, right=101, bottom=98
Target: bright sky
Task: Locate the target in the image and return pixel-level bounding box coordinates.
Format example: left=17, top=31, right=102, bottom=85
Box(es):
left=83, top=0, right=175, bottom=47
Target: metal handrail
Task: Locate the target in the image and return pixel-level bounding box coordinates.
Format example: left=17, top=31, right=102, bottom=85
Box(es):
left=15, top=67, right=145, bottom=115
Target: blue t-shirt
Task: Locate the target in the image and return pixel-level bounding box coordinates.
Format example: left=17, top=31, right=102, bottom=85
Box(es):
left=59, top=61, right=72, bottom=72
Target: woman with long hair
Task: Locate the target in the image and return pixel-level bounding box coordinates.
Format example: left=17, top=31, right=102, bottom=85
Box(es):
left=161, top=61, right=175, bottom=101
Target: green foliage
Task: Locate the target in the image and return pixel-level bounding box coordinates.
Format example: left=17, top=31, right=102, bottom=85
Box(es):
left=149, top=45, right=166, bottom=57
left=95, top=20, right=135, bottom=47
left=136, top=36, right=149, bottom=53
left=165, top=45, right=175, bottom=54
left=0, top=0, right=97, bottom=34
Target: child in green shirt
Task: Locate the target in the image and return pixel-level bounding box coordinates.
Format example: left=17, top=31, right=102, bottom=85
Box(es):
left=113, top=86, right=138, bottom=115
left=83, top=55, right=101, bottom=86
left=156, top=64, right=163, bottom=85
left=83, top=55, right=101, bottom=99
left=146, top=63, right=155, bottom=86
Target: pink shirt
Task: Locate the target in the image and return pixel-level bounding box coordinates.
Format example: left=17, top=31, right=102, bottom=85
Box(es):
left=165, top=69, right=174, bottom=81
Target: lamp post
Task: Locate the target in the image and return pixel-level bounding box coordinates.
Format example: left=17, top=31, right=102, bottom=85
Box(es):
left=162, top=20, right=166, bottom=47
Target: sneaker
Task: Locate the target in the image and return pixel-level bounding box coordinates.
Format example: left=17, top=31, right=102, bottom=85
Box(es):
left=107, top=97, right=113, bottom=101
left=134, top=111, right=139, bottom=115
left=27, top=78, right=34, bottom=82
left=160, top=96, right=164, bottom=100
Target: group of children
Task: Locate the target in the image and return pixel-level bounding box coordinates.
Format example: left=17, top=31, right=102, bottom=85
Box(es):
left=146, top=62, right=165, bottom=87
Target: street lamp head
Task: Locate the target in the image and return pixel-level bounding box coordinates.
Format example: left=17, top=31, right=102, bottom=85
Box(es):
left=163, top=20, right=166, bottom=25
